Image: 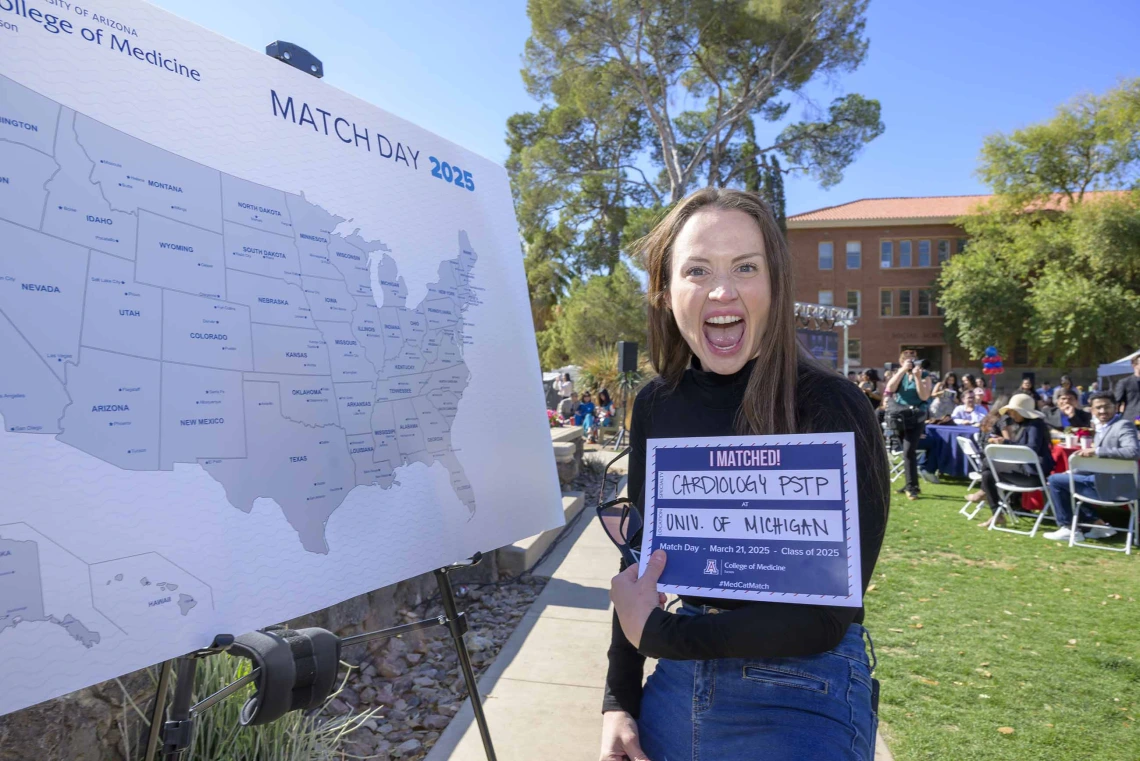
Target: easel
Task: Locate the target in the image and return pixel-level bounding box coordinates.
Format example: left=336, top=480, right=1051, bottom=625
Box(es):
left=142, top=555, right=498, bottom=761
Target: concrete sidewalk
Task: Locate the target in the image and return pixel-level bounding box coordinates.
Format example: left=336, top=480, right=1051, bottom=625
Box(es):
left=425, top=475, right=893, bottom=761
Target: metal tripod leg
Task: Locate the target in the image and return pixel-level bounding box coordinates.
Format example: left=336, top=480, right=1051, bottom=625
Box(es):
left=434, top=566, right=498, bottom=761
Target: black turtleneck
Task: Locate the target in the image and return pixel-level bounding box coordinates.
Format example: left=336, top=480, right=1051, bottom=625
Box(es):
left=603, top=357, right=890, bottom=717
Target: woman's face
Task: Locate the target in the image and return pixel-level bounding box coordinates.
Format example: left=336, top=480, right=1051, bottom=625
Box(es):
left=669, top=208, right=771, bottom=375
left=1021, top=379, right=1032, bottom=390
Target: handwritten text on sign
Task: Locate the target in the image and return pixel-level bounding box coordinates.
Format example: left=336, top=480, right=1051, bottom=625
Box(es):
left=656, top=508, right=844, bottom=541
left=657, top=469, right=842, bottom=501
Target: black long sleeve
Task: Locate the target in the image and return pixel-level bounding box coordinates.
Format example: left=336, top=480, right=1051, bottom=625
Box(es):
left=601, top=357, right=890, bottom=715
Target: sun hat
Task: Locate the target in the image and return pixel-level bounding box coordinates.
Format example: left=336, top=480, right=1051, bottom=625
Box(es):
left=999, top=393, right=1044, bottom=419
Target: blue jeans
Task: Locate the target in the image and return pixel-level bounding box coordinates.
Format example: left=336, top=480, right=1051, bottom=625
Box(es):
left=638, top=612, right=878, bottom=761
left=1047, top=472, right=1101, bottom=527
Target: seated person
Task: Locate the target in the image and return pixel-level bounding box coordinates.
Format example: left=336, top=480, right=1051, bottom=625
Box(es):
left=971, top=387, right=989, bottom=414
left=575, top=391, right=597, bottom=432
left=1044, top=389, right=1092, bottom=431
left=951, top=393, right=986, bottom=425
left=1044, top=392, right=1139, bottom=542
left=558, top=391, right=578, bottom=421
left=978, top=394, right=1055, bottom=528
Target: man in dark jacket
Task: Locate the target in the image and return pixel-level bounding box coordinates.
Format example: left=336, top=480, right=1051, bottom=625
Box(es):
left=1045, top=392, right=1139, bottom=542
left=1115, top=355, right=1140, bottom=422
left=1044, top=389, right=1092, bottom=430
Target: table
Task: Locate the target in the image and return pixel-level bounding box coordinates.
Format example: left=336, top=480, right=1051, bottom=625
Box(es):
left=920, top=424, right=980, bottom=478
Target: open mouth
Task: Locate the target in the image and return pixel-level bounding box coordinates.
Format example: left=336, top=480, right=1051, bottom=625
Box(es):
left=702, top=314, right=746, bottom=355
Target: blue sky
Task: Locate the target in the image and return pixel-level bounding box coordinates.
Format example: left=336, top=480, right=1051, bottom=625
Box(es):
left=152, top=0, right=1139, bottom=216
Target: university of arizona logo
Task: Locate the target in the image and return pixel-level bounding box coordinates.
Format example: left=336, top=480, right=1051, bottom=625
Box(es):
left=703, top=559, right=719, bottom=575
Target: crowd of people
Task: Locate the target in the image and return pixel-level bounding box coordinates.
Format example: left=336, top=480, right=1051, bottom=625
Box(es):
left=553, top=372, right=615, bottom=444
left=854, top=352, right=1140, bottom=543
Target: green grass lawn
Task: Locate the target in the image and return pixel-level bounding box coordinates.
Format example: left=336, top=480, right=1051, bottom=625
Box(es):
left=866, top=479, right=1139, bottom=761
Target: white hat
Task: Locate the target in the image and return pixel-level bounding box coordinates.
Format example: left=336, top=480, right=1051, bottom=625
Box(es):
left=999, top=393, right=1044, bottom=419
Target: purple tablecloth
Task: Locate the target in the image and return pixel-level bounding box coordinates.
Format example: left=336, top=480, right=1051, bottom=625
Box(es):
left=921, top=424, right=980, bottom=478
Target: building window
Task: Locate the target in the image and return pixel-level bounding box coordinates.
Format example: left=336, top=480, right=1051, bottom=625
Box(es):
left=818, top=241, right=833, bottom=270
left=918, top=289, right=932, bottom=316
left=937, top=239, right=950, bottom=264
left=846, top=241, right=861, bottom=269
left=846, top=289, right=861, bottom=317
left=848, top=339, right=862, bottom=364
left=936, top=300, right=945, bottom=317
left=880, top=289, right=893, bottom=317
left=1014, top=338, right=1029, bottom=365
left=818, top=290, right=834, bottom=306
left=918, top=240, right=931, bottom=267
left=957, top=238, right=968, bottom=254
left=899, top=289, right=912, bottom=316
left=880, top=240, right=893, bottom=268
left=899, top=240, right=912, bottom=267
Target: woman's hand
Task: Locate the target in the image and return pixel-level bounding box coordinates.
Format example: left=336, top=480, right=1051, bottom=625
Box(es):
left=610, top=550, right=668, bottom=649
left=600, top=710, right=651, bottom=761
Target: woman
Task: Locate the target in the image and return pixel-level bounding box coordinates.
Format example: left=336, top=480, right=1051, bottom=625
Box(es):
left=884, top=351, right=932, bottom=500
left=559, top=372, right=575, bottom=399
left=575, top=391, right=597, bottom=439
left=935, top=372, right=959, bottom=399
left=601, top=189, right=888, bottom=761
left=859, top=368, right=882, bottom=408
left=976, top=394, right=1055, bottom=528
left=595, top=388, right=616, bottom=442
left=927, top=373, right=959, bottom=423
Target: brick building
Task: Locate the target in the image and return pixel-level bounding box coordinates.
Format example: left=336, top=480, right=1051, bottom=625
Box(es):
left=787, top=195, right=988, bottom=376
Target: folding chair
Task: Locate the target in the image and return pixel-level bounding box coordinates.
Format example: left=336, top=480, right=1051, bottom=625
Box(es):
left=1065, top=455, right=1139, bottom=555
left=883, top=421, right=904, bottom=483
left=983, top=444, right=1057, bottom=537
left=957, top=436, right=985, bottom=520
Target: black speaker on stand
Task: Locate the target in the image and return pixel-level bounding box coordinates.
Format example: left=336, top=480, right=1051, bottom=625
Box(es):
left=613, top=342, right=638, bottom=449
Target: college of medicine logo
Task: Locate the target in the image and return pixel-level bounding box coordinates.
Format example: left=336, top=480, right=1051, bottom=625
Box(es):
left=703, top=559, right=720, bottom=575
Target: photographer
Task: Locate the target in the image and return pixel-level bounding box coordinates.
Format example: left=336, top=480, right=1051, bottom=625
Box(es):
left=884, top=350, right=932, bottom=500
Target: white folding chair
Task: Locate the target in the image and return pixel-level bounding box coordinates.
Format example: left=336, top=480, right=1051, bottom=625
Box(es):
left=957, top=436, right=985, bottom=520
left=883, top=421, right=904, bottom=483
left=983, top=444, right=1057, bottom=537
left=1065, top=455, right=1139, bottom=554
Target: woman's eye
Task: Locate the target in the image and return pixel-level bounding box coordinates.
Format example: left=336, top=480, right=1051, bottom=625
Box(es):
left=686, top=267, right=708, bottom=277
left=737, top=263, right=758, bottom=273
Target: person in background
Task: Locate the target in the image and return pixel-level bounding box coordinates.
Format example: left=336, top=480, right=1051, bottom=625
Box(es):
left=1052, top=375, right=1076, bottom=405
left=1044, top=392, right=1139, bottom=542
left=964, top=395, right=1012, bottom=504
left=951, top=392, right=986, bottom=425
left=558, top=391, right=579, bottom=422
left=885, top=350, right=932, bottom=499
left=596, top=388, right=616, bottom=439
left=977, top=394, right=1055, bottom=528
left=1019, top=376, right=1041, bottom=404
left=960, top=373, right=977, bottom=398
left=848, top=371, right=859, bottom=383
left=971, top=387, right=990, bottom=414
left=1080, top=381, right=1099, bottom=407
left=1114, top=355, right=1140, bottom=422
left=559, top=372, right=575, bottom=399
left=859, top=369, right=882, bottom=408
left=1038, top=379, right=1056, bottom=407
left=927, top=375, right=958, bottom=423
left=575, top=391, right=597, bottom=431
left=1045, top=389, right=1092, bottom=430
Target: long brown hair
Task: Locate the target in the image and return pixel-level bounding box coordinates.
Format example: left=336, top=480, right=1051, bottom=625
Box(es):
left=633, top=188, right=808, bottom=435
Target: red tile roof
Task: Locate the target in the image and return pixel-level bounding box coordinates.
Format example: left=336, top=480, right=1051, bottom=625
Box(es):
left=787, top=191, right=1126, bottom=228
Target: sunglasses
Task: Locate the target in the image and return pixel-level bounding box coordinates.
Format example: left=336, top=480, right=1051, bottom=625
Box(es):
left=594, top=447, right=643, bottom=566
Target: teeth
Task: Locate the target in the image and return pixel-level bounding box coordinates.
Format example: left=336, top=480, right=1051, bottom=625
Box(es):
left=706, top=315, right=742, bottom=325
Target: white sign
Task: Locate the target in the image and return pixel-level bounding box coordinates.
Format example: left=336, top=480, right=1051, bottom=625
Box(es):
left=0, top=0, right=563, bottom=715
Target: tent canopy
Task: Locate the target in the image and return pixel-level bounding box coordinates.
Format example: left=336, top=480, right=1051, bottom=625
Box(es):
left=1098, top=349, right=1140, bottom=378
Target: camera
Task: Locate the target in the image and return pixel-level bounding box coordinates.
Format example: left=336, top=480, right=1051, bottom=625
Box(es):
left=913, top=358, right=926, bottom=370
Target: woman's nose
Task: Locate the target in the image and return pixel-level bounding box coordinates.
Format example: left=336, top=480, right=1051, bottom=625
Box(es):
left=708, top=279, right=737, bottom=301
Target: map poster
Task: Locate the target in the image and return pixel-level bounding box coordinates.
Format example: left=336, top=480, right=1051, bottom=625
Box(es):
left=639, top=434, right=862, bottom=607
left=0, top=0, right=564, bottom=716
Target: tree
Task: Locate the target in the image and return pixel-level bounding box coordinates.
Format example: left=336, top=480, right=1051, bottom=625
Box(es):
left=938, top=79, right=1140, bottom=367
left=539, top=262, right=647, bottom=368
left=523, top=0, right=883, bottom=204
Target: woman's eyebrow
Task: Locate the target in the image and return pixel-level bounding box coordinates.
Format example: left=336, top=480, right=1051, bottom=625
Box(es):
left=681, top=252, right=763, bottom=265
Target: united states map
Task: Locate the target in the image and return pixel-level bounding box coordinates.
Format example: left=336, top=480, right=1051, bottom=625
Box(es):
left=0, top=73, right=480, bottom=559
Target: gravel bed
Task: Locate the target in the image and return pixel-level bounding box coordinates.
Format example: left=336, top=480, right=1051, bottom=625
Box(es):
left=324, top=456, right=619, bottom=759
